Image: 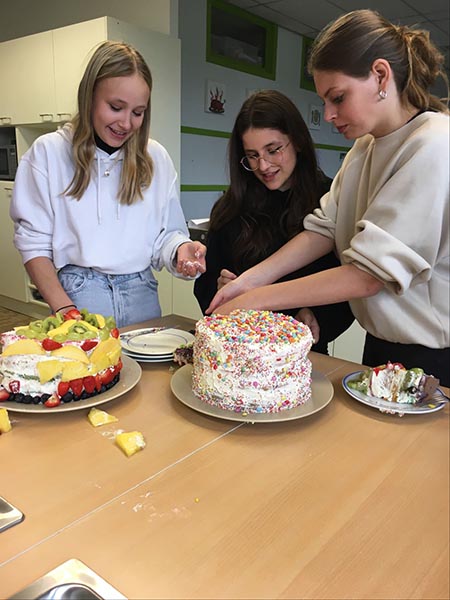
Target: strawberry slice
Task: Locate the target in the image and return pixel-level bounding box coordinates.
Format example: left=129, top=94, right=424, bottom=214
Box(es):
left=0, top=388, right=11, bottom=402
left=44, top=393, right=61, bottom=408
left=57, top=381, right=70, bottom=397
left=100, top=368, right=115, bottom=386
left=81, top=340, right=98, bottom=352
left=83, top=376, right=96, bottom=394
left=110, top=328, right=120, bottom=339
left=9, top=380, right=20, bottom=393
left=64, top=308, right=82, bottom=321
left=42, top=338, right=63, bottom=351
left=94, top=375, right=102, bottom=392
left=70, top=378, right=84, bottom=397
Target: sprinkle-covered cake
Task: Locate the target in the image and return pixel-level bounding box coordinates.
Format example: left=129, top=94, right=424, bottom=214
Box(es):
left=0, top=308, right=122, bottom=408
left=192, top=309, right=314, bottom=414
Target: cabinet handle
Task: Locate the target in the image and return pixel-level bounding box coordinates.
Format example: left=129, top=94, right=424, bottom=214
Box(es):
left=39, top=113, right=54, bottom=122
left=3, top=187, right=14, bottom=191
left=0, top=116, right=12, bottom=124
left=56, top=113, right=71, bottom=121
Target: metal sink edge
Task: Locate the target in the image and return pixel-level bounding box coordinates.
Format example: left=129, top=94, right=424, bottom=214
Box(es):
left=9, top=558, right=127, bottom=600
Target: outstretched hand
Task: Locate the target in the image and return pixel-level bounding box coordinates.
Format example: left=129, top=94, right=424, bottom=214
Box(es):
left=176, top=241, right=206, bottom=277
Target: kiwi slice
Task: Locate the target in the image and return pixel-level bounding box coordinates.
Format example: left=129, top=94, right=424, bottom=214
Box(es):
left=99, top=328, right=110, bottom=341
left=29, top=320, right=45, bottom=333
left=43, top=315, right=61, bottom=333
left=53, top=333, right=67, bottom=343
left=16, top=327, right=30, bottom=337
left=105, top=316, right=116, bottom=330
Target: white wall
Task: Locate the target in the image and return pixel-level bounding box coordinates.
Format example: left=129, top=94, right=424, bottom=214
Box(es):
left=0, top=0, right=178, bottom=41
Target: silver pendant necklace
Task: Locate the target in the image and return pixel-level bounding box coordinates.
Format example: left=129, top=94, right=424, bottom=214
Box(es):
left=103, top=153, right=121, bottom=177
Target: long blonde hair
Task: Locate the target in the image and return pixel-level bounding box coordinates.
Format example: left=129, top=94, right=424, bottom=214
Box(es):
left=308, top=9, right=449, bottom=114
left=66, top=40, right=154, bottom=205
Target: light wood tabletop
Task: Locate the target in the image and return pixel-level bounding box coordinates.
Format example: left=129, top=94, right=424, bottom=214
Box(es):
left=1, top=316, right=448, bottom=599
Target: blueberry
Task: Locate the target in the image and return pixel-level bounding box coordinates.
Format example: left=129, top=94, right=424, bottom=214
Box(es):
left=23, top=395, right=33, bottom=404
left=62, top=392, right=73, bottom=403
left=15, top=393, right=24, bottom=403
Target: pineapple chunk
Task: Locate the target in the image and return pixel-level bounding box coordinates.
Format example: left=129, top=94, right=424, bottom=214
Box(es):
left=48, top=319, right=99, bottom=338
left=0, top=408, right=12, bottom=433
left=61, top=361, right=90, bottom=381
left=90, top=338, right=121, bottom=366
left=89, top=355, right=110, bottom=373
left=87, top=407, right=118, bottom=427
left=95, top=314, right=106, bottom=328
left=37, top=360, right=63, bottom=384
left=2, top=339, right=45, bottom=356
left=115, top=431, right=146, bottom=457
left=51, top=346, right=89, bottom=364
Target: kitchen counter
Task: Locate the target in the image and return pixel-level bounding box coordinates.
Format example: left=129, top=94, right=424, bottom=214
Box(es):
left=1, top=315, right=448, bottom=599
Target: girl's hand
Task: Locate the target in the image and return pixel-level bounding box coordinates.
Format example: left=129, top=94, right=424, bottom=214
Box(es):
left=176, top=241, right=206, bottom=277
left=217, top=269, right=237, bottom=290
left=295, top=308, right=320, bottom=343
left=206, top=274, right=252, bottom=314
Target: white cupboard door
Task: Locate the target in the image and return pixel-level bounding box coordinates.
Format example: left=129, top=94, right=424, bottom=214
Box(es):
left=53, top=18, right=107, bottom=121
left=0, top=31, right=56, bottom=125
left=0, top=182, right=28, bottom=301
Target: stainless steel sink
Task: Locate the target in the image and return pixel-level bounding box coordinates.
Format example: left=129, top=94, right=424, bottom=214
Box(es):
left=36, top=584, right=102, bottom=599
left=9, top=559, right=127, bottom=600
left=0, top=496, right=24, bottom=533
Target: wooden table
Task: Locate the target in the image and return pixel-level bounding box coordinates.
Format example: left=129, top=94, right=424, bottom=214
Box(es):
left=1, top=316, right=448, bottom=599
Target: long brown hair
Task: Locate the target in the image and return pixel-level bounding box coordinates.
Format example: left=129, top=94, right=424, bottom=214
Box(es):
left=308, top=9, right=449, bottom=114
left=66, top=41, right=154, bottom=205
left=209, top=90, right=326, bottom=271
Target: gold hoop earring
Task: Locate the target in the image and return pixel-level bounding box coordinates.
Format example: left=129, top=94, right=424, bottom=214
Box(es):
left=379, top=90, right=388, bottom=100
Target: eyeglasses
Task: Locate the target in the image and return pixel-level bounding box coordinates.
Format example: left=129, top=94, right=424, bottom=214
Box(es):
left=240, top=141, right=291, bottom=171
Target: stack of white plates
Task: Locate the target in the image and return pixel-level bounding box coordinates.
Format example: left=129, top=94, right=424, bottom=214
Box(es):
left=120, top=327, right=194, bottom=363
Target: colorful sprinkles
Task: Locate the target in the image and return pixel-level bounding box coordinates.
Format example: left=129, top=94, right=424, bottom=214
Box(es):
left=192, top=310, right=313, bottom=414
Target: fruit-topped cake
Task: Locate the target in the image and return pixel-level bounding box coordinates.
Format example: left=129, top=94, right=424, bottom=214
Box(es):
left=0, top=308, right=122, bottom=408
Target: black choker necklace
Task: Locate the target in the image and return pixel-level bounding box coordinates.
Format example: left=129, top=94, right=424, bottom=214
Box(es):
left=94, top=133, right=121, bottom=155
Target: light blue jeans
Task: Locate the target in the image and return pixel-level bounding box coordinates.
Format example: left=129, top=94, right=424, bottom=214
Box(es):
left=58, top=265, right=161, bottom=328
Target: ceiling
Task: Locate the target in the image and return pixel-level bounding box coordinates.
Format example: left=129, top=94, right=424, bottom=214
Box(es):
left=224, top=0, right=450, bottom=72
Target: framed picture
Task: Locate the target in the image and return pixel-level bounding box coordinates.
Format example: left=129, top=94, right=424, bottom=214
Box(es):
left=205, top=80, right=226, bottom=114
left=300, top=36, right=316, bottom=92
left=206, top=0, right=278, bottom=80
left=308, top=104, right=322, bottom=130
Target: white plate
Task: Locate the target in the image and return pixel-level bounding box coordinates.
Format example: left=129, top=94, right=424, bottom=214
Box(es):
left=170, top=364, right=333, bottom=423
left=342, top=371, right=448, bottom=415
left=1, top=355, right=142, bottom=414
left=120, top=328, right=194, bottom=356
left=121, top=350, right=174, bottom=363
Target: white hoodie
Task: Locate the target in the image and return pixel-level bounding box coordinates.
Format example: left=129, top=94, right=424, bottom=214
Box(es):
left=11, top=124, right=191, bottom=275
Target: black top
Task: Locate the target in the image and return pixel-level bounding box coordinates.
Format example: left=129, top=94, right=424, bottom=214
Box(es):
left=194, top=180, right=354, bottom=355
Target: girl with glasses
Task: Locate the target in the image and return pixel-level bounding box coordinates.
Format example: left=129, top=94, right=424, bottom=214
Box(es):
left=194, top=89, right=354, bottom=354
left=207, top=10, right=450, bottom=385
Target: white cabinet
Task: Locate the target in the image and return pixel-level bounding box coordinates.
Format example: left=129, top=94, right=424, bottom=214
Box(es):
left=0, top=18, right=109, bottom=125
left=0, top=181, right=28, bottom=301
left=0, top=31, right=55, bottom=125
left=52, top=19, right=110, bottom=122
